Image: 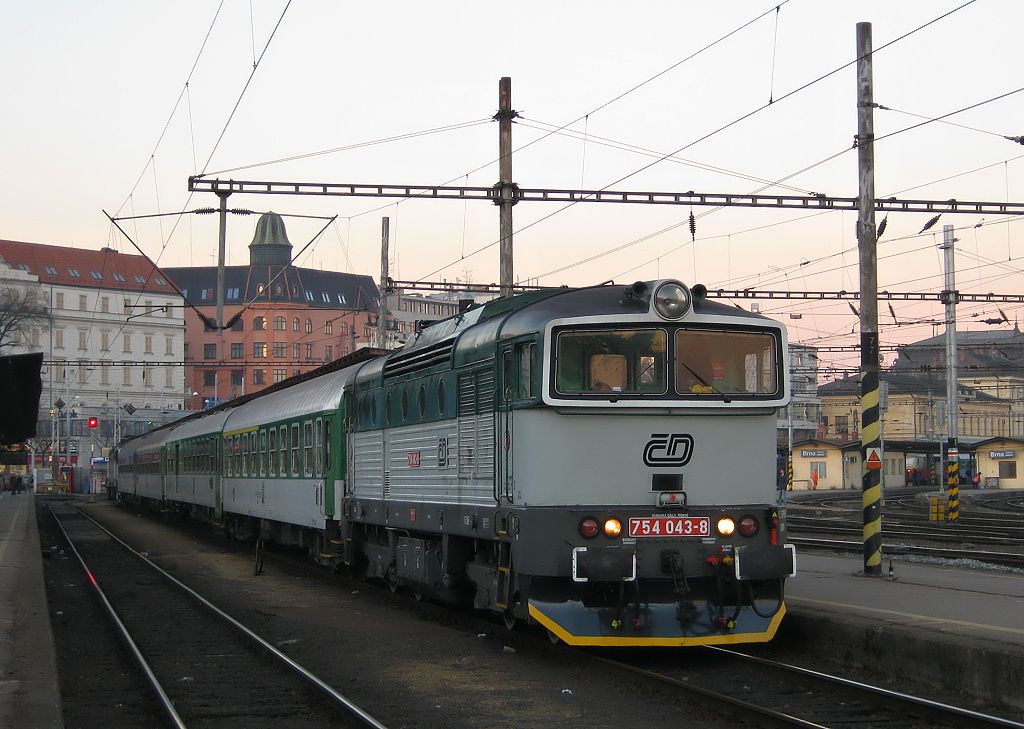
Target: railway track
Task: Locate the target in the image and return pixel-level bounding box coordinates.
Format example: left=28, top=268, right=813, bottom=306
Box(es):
left=48, top=502, right=387, bottom=729
left=595, top=646, right=1024, bottom=728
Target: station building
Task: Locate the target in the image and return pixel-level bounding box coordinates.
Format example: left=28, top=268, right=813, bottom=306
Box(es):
left=0, top=239, right=188, bottom=485
left=163, top=212, right=380, bottom=407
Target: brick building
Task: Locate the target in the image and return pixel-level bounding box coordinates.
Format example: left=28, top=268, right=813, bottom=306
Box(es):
left=164, top=212, right=379, bottom=407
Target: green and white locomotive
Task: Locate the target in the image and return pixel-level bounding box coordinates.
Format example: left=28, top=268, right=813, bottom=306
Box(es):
left=116, top=279, right=795, bottom=647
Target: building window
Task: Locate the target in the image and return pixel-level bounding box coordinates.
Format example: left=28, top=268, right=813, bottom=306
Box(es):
left=254, top=316, right=266, bottom=331
left=123, top=366, right=132, bottom=386
left=78, top=330, right=87, bottom=350
left=292, top=342, right=300, bottom=359
left=45, top=266, right=57, bottom=275
left=101, top=364, right=109, bottom=385
left=835, top=415, right=848, bottom=435
left=292, top=317, right=299, bottom=332
left=274, top=316, right=286, bottom=330
left=144, top=300, right=152, bottom=314
left=165, top=336, right=174, bottom=355
left=305, top=343, right=313, bottom=360
left=101, top=331, right=109, bottom=350
left=204, top=343, right=216, bottom=359
left=123, top=334, right=131, bottom=353
left=143, top=367, right=153, bottom=388
left=231, top=370, right=243, bottom=386
left=134, top=275, right=146, bottom=284
left=253, top=368, right=265, bottom=385
left=273, top=342, right=286, bottom=358
left=305, top=291, right=314, bottom=302
left=165, top=304, right=173, bottom=317
left=68, top=268, right=80, bottom=278
left=230, top=343, right=243, bottom=358
left=55, top=292, right=64, bottom=309
left=810, top=461, right=827, bottom=480
left=113, top=273, right=125, bottom=283
left=999, top=461, right=1017, bottom=479
left=325, top=345, right=332, bottom=361
left=203, top=370, right=216, bottom=387
left=305, top=318, right=312, bottom=333
left=144, top=335, right=153, bottom=354
left=79, top=294, right=87, bottom=310
left=227, top=287, right=240, bottom=300
left=325, top=320, right=333, bottom=335
left=273, top=368, right=286, bottom=383
left=164, top=367, right=173, bottom=388
left=155, top=276, right=166, bottom=285
left=253, top=342, right=267, bottom=358
left=101, top=296, right=109, bottom=313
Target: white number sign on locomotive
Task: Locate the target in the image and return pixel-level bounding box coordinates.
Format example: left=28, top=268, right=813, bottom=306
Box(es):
left=115, top=280, right=796, bottom=647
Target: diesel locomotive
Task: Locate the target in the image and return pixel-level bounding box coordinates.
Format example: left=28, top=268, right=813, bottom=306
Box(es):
left=115, top=279, right=795, bottom=646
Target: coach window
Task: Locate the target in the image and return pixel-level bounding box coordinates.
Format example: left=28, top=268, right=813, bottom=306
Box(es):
left=323, top=418, right=332, bottom=473
left=268, top=428, right=278, bottom=476
left=250, top=434, right=258, bottom=475
left=279, top=426, right=288, bottom=477
left=235, top=435, right=242, bottom=476
left=502, top=351, right=513, bottom=402
left=304, top=421, right=314, bottom=477
left=314, top=419, right=323, bottom=477
left=242, top=434, right=249, bottom=477
left=290, top=423, right=300, bottom=476
left=259, top=430, right=268, bottom=477
left=224, top=438, right=232, bottom=477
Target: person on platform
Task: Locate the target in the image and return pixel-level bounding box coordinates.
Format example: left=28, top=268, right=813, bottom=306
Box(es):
left=811, top=468, right=819, bottom=489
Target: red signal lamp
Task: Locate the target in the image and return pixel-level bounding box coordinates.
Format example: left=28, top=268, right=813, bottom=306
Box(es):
left=87, top=417, right=99, bottom=429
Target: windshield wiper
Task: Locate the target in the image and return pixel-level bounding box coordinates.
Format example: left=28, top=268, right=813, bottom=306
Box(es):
left=678, top=361, right=732, bottom=403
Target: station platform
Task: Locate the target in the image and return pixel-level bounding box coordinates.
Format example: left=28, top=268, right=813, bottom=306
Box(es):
left=784, top=550, right=1024, bottom=711
left=0, top=493, right=64, bottom=728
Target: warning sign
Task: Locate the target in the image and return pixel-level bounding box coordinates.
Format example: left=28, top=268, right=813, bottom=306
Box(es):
left=866, top=447, right=882, bottom=470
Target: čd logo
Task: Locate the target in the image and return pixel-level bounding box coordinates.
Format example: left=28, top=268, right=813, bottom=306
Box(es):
left=643, top=433, right=694, bottom=467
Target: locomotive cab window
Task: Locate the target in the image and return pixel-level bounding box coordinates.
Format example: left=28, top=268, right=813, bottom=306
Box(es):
left=675, top=329, right=778, bottom=397
left=555, top=328, right=667, bottom=395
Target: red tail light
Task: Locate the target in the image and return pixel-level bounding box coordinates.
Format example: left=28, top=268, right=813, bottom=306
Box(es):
left=579, top=517, right=600, bottom=539
left=738, top=515, right=759, bottom=537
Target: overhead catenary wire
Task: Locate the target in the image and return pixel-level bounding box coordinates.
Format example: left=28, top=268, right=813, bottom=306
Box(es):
left=415, top=0, right=978, bottom=284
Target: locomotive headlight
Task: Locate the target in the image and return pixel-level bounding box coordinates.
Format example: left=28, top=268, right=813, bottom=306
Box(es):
left=604, top=518, right=623, bottom=538
left=716, top=517, right=736, bottom=536
left=652, top=282, right=691, bottom=319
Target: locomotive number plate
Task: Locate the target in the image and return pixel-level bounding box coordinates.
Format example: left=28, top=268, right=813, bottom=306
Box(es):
left=628, top=516, right=710, bottom=538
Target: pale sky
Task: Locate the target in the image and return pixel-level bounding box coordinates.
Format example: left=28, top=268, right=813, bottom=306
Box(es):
left=3, top=1, right=1023, bottom=375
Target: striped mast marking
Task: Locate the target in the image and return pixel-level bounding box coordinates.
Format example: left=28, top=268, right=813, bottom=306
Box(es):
left=856, top=23, right=883, bottom=576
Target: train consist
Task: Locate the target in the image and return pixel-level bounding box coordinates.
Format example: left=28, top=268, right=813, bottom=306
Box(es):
left=115, top=279, right=795, bottom=646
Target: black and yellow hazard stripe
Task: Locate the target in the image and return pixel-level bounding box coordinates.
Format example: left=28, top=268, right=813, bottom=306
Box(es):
left=786, top=456, right=793, bottom=492
left=860, top=361, right=883, bottom=575
left=947, top=452, right=959, bottom=522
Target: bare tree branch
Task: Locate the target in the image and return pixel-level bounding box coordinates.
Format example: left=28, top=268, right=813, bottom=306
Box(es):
left=0, top=286, right=51, bottom=351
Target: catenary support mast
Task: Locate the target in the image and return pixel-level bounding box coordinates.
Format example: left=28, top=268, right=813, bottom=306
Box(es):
left=942, top=224, right=960, bottom=519
left=856, top=22, right=883, bottom=577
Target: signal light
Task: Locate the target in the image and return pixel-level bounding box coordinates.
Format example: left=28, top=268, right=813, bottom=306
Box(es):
left=738, top=516, right=759, bottom=537
left=603, top=518, right=622, bottom=538
left=578, top=517, right=599, bottom=539
left=87, top=417, right=99, bottom=429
